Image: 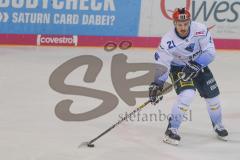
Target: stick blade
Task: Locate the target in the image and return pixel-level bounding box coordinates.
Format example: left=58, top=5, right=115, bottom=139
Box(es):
left=78, top=142, right=95, bottom=148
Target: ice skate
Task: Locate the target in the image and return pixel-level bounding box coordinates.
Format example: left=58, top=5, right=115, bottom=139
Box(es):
left=213, top=123, right=228, bottom=141
left=163, top=120, right=181, bottom=145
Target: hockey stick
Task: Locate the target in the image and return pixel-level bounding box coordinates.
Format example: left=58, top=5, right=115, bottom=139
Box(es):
left=79, top=77, right=182, bottom=148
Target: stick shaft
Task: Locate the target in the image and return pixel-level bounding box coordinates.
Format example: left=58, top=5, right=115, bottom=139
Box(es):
left=87, top=78, right=181, bottom=145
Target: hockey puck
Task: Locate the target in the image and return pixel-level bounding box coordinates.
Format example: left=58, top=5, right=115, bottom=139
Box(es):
left=87, top=143, right=95, bottom=148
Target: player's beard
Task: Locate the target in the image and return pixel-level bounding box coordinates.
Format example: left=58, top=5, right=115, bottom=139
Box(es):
left=180, top=30, right=188, bottom=36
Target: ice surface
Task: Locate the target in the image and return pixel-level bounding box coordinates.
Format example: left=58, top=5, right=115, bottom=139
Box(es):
left=0, top=46, right=239, bottom=160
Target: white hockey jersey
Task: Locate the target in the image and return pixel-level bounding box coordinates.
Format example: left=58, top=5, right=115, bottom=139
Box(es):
left=154, top=21, right=216, bottom=82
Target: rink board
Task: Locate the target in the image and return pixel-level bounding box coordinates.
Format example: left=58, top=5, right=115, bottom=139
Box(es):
left=0, top=34, right=239, bottom=50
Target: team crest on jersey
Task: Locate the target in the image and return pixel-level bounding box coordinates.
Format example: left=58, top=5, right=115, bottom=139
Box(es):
left=185, top=43, right=195, bottom=52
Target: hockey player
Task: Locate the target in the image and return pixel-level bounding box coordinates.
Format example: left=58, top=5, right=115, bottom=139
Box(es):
left=149, top=8, right=228, bottom=145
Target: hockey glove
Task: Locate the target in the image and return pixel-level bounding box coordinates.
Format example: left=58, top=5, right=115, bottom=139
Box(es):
left=149, top=81, right=164, bottom=105
left=182, top=61, right=202, bottom=81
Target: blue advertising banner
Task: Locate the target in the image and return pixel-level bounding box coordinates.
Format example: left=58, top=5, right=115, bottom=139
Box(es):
left=0, top=0, right=141, bottom=36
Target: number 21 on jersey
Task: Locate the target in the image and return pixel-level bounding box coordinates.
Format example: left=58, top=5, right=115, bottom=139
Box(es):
left=167, top=40, right=176, bottom=49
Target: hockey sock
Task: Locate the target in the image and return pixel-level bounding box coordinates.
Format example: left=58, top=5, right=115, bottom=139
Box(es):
left=170, top=89, right=195, bottom=128
left=205, top=96, right=222, bottom=126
